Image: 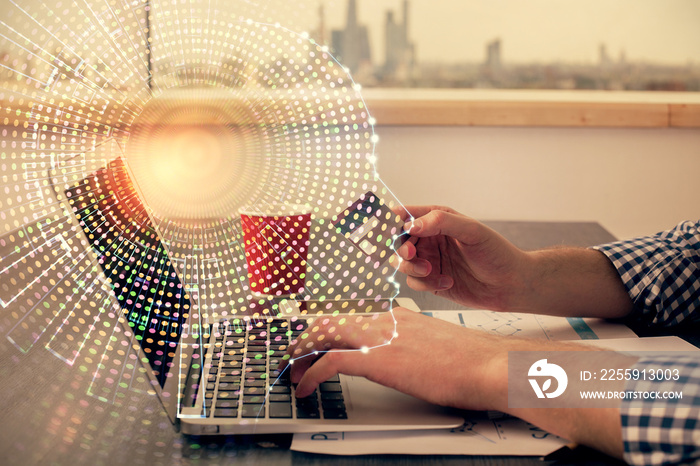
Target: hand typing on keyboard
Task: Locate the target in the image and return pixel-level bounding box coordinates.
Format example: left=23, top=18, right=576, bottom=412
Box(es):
left=283, top=306, right=628, bottom=459
left=283, top=307, right=576, bottom=411
left=205, top=319, right=349, bottom=421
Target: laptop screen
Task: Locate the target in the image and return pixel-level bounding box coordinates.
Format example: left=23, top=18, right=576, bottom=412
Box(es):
left=64, top=159, right=189, bottom=389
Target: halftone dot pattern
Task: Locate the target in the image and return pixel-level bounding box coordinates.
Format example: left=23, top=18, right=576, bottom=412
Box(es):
left=0, top=0, right=410, bottom=414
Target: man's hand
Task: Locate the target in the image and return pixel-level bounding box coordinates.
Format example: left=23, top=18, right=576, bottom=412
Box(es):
left=285, top=308, right=506, bottom=409
left=393, top=205, right=531, bottom=311
left=284, top=308, right=588, bottom=408
left=393, top=205, right=633, bottom=319
left=282, top=308, right=627, bottom=459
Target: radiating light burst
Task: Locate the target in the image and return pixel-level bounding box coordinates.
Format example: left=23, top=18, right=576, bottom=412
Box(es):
left=0, top=0, right=409, bottom=405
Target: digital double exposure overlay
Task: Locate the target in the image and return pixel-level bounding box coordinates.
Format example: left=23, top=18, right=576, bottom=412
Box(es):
left=0, top=0, right=411, bottom=410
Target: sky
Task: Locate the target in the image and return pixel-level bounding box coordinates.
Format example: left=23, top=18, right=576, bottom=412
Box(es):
left=321, top=0, right=700, bottom=65
left=1, top=0, right=698, bottom=66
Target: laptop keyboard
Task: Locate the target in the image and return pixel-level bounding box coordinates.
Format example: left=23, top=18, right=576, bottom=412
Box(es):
left=202, top=319, right=348, bottom=420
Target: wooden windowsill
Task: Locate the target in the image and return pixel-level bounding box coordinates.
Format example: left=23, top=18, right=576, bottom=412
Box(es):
left=362, top=89, right=700, bottom=128
left=5, top=89, right=699, bottom=129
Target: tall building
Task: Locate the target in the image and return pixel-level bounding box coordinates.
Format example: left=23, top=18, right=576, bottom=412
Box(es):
left=312, top=3, right=327, bottom=46
left=599, top=44, right=611, bottom=67
left=331, top=0, right=372, bottom=74
left=384, top=0, right=415, bottom=76
left=485, top=38, right=502, bottom=70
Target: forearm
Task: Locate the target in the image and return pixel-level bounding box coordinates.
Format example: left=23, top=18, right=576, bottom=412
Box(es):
left=510, top=406, right=623, bottom=459
left=484, top=341, right=631, bottom=460
left=517, top=247, right=634, bottom=319
left=502, top=354, right=700, bottom=464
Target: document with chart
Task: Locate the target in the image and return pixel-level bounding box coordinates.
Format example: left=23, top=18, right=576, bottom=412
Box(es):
left=422, top=309, right=639, bottom=341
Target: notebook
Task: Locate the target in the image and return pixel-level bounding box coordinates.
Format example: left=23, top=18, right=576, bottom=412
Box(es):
left=47, top=158, right=462, bottom=435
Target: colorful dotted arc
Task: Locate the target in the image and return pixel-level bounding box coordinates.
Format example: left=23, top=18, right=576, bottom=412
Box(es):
left=0, top=0, right=408, bottom=406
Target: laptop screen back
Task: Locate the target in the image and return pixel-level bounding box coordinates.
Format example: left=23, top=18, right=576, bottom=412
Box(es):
left=64, top=159, right=189, bottom=390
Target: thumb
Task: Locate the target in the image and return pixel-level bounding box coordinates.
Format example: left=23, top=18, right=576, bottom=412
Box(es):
left=405, top=210, right=487, bottom=246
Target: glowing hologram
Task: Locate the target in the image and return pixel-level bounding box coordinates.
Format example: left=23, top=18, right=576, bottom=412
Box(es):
left=0, top=0, right=411, bottom=413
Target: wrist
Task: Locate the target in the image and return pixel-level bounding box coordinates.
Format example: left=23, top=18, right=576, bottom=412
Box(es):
left=475, top=349, right=511, bottom=412
left=517, top=248, right=633, bottom=318
left=501, top=250, right=542, bottom=314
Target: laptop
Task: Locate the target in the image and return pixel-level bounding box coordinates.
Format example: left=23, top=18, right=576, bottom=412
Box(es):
left=48, top=157, right=463, bottom=435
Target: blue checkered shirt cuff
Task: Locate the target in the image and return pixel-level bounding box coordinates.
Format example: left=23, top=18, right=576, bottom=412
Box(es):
left=621, top=356, right=700, bottom=465
left=592, top=220, right=700, bottom=328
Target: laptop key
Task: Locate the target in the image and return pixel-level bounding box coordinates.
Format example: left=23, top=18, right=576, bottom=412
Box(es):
left=214, top=408, right=238, bottom=418
left=243, top=386, right=265, bottom=396
left=322, top=409, right=348, bottom=420
left=216, top=400, right=239, bottom=409
left=319, top=382, right=342, bottom=393
left=216, top=391, right=238, bottom=399
left=296, top=394, right=319, bottom=407
left=243, top=379, right=266, bottom=388
left=320, top=392, right=344, bottom=401
left=268, top=393, right=292, bottom=402
left=246, top=358, right=266, bottom=366
left=269, top=358, right=286, bottom=368
left=269, top=385, right=291, bottom=394
left=321, top=400, right=346, bottom=411
left=242, top=395, right=267, bottom=404
left=296, top=404, right=320, bottom=419
left=269, top=402, right=293, bottom=419
left=241, top=404, right=265, bottom=418
left=269, top=368, right=288, bottom=380
left=222, top=354, right=244, bottom=361
left=217, top=382, right=240, bottom=391
left=219, top=375, right=242, bottom=383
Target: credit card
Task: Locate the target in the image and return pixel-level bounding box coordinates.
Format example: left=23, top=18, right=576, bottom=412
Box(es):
left=332, top=191, right=408, bottom=265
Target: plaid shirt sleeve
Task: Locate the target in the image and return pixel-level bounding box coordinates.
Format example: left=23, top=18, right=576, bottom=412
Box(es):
left=592, top=220, right=700, bottom=328
left=621, top=356, right=700, bottom=465
left=593, top=221, right=700, bottom=464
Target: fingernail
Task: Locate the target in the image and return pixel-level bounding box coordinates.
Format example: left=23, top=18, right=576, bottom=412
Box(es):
left=405, top=218, right=422, bottom=233
left=414, top=262, right=428, bottom=275
left=438, top=277, right=453, bottom=289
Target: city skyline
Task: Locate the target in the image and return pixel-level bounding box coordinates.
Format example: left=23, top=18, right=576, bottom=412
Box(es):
left=1, top=0, right=698, bottom=91
left=320, top=0, right=700, bottom=66
left=322, top=0, right=699, bottom=91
